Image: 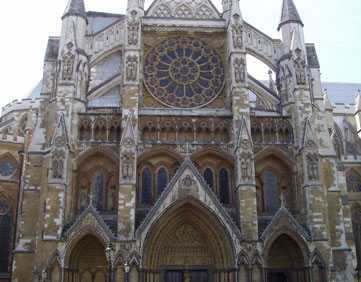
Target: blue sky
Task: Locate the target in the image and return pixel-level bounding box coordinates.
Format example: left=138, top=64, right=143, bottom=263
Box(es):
left=0, top=0, right=360, bottom=108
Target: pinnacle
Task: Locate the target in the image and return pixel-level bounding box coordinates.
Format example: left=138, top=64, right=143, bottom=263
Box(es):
left=63, top=0, right=87, bottom=21
left=278, top=0, right=303, bottom=30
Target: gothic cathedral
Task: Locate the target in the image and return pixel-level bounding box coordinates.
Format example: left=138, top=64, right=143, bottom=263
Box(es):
left=1, top=0, right=361, bottom=281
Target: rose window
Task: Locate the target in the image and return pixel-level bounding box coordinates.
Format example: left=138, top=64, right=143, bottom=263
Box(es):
left=144, top=37, right=225, bottom=108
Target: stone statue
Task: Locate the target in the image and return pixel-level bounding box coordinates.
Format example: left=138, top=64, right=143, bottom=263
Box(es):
left=232, top=23, right=243, bottom=49
left=61, top=43, right=75, bottom=81
left=234, top=58, right=245, bottom=83
left=126, top=55, right=138, bottom=81
left=128, top=11, right=139, bottom=46
left=52, top=160, right=58, bottom=178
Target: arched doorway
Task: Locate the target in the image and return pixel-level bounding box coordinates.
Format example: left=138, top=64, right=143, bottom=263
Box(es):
left=142, top=198, right=235, bottom=282
left=65, top=234, right=108, bottom=282
left=265, top=233, right=309, bottom=282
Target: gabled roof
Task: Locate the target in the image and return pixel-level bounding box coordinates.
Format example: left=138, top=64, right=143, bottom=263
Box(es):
left=64, top=204, right=116, bottom=240
left=278, top=0, right=303, bottom=30
left=63, top=0, right=87, bottom=21
left=260, top=205, right=310, bottom=241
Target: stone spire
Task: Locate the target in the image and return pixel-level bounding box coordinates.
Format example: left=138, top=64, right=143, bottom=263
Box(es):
left=62, top=0, right=87, bottom=21
left=278, top=0, right=303, bottom=30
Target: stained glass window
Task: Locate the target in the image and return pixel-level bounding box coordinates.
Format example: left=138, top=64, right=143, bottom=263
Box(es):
left=219, top=169, right=229, bottom=204
left=144, top=37, right=225, bottom=108
left=0, top=161, right=15, bottom=177
left=204, top=168, right=214, bottom=190
left=142, top=168, right=152, bottom=204
left=157, top=168, right=168, bottom=197
left=92, top=171, right=104, bottom=211
left=347, top=172, right=361, bottom=192
left=0, top=213, right=11, bottom=273
left=265, top=172, right=277, bottom=212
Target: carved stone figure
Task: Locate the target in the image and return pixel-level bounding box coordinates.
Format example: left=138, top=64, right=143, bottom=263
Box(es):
left=232, top=23, right=243, bottom=49
left=180, top=174, right=197, bottom=191
left=52, top=160, right=58, bottom=178
left=234, top=58, right=245, bottom=83
left=294, top=49, right=306, bottom=85
left=126, top=55, right=138, bottom=81
left=62, top=42, right=75, bottom=81
left=80, top=192, right=87, bottom=209
left=128, top=11, right=139, bottom=46
left=57, top=160, right=63, bottom=178
left=108, top=191, right=114, bottom=211
left=240, top=160, right=252, bottom=181
left=122, top=154, right=134, bottom=180
left=307, top=153, right=319, bottom=181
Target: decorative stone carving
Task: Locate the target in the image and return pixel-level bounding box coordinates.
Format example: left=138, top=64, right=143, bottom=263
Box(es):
left=154, top=4, right=172, bottom=17
left=239, top=151, right=253, bottom=181
left=61, top=42, right=75, bottom=81
left=180, top=174, right=198, bottom=190
left=234, top=57, right=245, bottom=83
left=195, top=5, right=213, bottom=19
left=80, top=192, right=87, bottom=209
left=126, top=55, right=138, bottom=81
left=159, top=223, right=212, bottom=266
left=232, top=22, right=243, bottom=49
left=51, top=149, right=65, bottom=179
left=175, top=4, right=192, bottom=18
left=121, top=153, right=134, bottom=180
left=306, top=153, right=319, bottom=181
left=128, top=10, right=139, bottom=46
left=294, top=49, right=306, bottom=85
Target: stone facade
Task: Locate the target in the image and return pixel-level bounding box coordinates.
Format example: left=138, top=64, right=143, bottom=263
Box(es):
left=0, top=0, right=361, bottom=281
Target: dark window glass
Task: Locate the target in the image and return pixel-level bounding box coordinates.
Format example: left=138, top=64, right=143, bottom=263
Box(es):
left=204, top=168, right=214, bottom=190
left=142, top=168, right=152, bottom=204
left=265, top=172, right=277, bottom=212
left=92, top=171, right=104, bottom=211
left=0, top=213, right=12, bottom=273
left=157, top=168, right=168, bottom=197
left=219, top=169, right=229, bottom=204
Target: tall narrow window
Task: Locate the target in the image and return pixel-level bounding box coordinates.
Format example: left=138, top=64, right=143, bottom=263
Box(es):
left=0, top=200, right=12, bottom=273
left=142, top=168, right=152, bottom=204
left=204, top=168, right=214, bottom=190
left=92, top=171, right=104, bottom=211
left=265, top=172, right=277, bottom=212
left=157, top=168, right=168, bottom=197
left=219, top=169, right=229, bottom=204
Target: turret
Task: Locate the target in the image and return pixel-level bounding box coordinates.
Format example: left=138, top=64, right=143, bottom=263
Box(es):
left=59, top=0, right=88, bottom=57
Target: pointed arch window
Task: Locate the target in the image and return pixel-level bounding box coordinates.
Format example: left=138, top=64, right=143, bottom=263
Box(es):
left=219, top=169, right=229, bottom=204
left=347, top=171, right=361, bottom=192
left=92, top=171, right=104, bottom=211
left=265, top=171, right=277, bottom=212
left=204, top=168, right=214, bottom=190
left=157, top=168, right=168, bottom=197
left=0, top=197, right=12, bottom=273
left=142, top=168, right=152, bottom=204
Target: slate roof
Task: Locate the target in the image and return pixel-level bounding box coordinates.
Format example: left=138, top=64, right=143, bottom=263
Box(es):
left=86, top=11, right=124, bottom=35
left=322, top=82, right=361, bottom=106
left=63, top=0, right=87, bottom=20
left=44, top=37, right=60, bottom=62
left=278, top=0, right=303, bottom=30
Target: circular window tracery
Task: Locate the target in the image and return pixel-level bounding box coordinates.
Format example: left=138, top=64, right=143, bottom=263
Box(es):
left=0, top=161, right=15, bottom=178
left=144, top=37, right=225, bottom=108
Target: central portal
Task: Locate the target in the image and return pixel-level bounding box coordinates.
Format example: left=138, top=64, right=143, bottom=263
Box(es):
left=142, top=200, right=235, bottom=282
left=164, top=268, right=211, bottom=282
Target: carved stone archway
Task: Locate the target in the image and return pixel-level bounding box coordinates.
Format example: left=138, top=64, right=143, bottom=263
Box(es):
left=265, top=233, right=310, bottom=282
left=141, top=199, right=236, bottom=282
left=64, top=234, right=108, bottom=282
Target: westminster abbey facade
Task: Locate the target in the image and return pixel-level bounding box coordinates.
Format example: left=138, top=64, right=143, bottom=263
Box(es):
left=1, top=0, right=361, bottom=281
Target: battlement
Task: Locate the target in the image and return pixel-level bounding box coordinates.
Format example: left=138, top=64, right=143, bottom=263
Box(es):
left=1, top=98, right=40, bottom=117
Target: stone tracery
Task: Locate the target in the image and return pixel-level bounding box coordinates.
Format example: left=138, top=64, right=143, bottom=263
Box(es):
left=144, top=37, right=225, bottom=108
